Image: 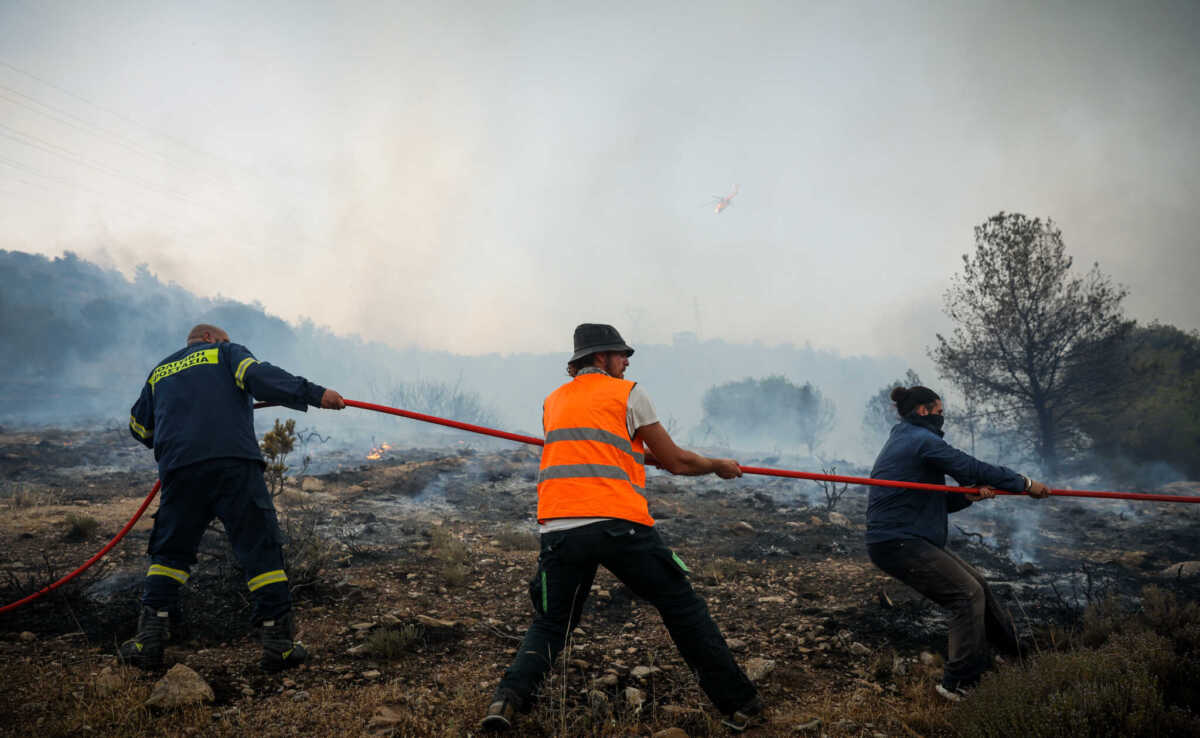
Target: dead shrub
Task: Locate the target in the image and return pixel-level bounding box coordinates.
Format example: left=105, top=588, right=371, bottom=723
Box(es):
left=954, top=630, right=1199, bottom=737
left=62, top=512, right=99, bottom=541
left=494, top=527, right=538, bottom=551
left=696, top=556, right=750, bottom=585
left=429, top=526, right=471, bottom=588
left=280, top=503, right=341, bottom=597
left=1, top=481, right=53, bottom=508
left=365, top=623, right=425, bottom=660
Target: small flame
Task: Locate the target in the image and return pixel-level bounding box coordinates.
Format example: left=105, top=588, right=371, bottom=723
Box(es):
left=366, top=442, right=392, bottom=461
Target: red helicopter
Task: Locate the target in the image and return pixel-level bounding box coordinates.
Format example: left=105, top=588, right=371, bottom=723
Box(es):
left=712, top=185, right=739, bottom=214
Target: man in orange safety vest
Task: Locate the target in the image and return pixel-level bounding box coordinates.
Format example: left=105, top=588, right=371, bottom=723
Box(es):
left=481, top=323, right=762, bottom=733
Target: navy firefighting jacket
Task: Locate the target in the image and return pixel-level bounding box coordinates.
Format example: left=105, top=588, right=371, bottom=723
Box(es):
left=865, top=416, right=1025, bottom=548
left=129, top=342, right=326, bottom=479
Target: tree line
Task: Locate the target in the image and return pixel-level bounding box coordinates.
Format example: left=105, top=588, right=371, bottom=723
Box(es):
left=698, top=212, right=1199, bottom=484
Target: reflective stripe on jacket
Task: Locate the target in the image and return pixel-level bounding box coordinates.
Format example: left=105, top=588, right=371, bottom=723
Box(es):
left=537, top=373, right=652, bottom=526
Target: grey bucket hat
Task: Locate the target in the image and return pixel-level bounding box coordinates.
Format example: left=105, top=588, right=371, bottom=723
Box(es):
left=570, top=323, right=635, bottom=362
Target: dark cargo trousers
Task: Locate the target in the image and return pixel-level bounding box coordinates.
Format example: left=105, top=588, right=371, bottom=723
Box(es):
left=498, top=519, right=757, bottom=715
left=867, top=537, right=1020, bottom=689
left=142, top=457, right=291, bottom=624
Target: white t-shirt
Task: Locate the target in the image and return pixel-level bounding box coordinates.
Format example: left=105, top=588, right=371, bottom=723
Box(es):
left=540, top=368, right=658, bottom=534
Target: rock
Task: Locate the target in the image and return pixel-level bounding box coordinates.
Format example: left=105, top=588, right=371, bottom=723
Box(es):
left=281, top=678, right=297, bottom=689
left=292, top=690, right=310, bottom=702
left=416, top=614, right=457, bottom=629
left=19, top=631, right=35, bottom=642
left=1162, top=561, right=1200, bottom=578
left=731, top=521, right=756, bottom=535
left=587, top=689, right=610, bottom=713
left=300, top=477, right=324, bottom=492
left=652, top=728, right=689, bottom=738
left=919, top=651, right=937, bottom=666
left=849, top=642, right=871, bottom=656
left=95, top=666, right=124, bottom=696
left=362, top=670, right=381, bottom=679
left=595, top=673, right=619, bottom=687
left=379, top=613, right=402, bottom=627
left=892, top=656, right=909, bottom=676
left=631, top=665, right=654, bottom=679
left=241, top=687, right=255, bottom=697
left=757, top=595, right=786, bottom=604
left=660, top=705, right=704, bottom=719
left=828, top=511, right=852, bottom=527
left=745, top=657, right=776, bottom=682
left=726, top=638, right=748, bottom=652
left=368, top=705, right=406, bottom=734
left=624, top=686, right=645, bottom=711
left=350, top=622, right=375, bottom=631
left=145, top=664, right=214, bottom=709
left=347, top=643, right=369, bottom=656
left=794, top=717, right=822, bottom=733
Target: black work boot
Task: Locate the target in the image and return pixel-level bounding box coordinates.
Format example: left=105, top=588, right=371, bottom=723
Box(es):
left=480, top=688, right=521, bottom=732
left=259, top=611, right=308, bottom=672
left=722, top=694, right=765, bottom=732
left=117, top=605, right=170, bottom=670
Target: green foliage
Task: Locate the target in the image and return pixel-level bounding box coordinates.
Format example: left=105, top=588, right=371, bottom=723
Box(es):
left=365, top=623, right=425, bottom=659
left=701, top=375, right=834, bottom=454
left=955, top=631, right=1191, bottom=738
left=957, top=586, right=1200, bottom=737
left=1074, top=323, right=1200, bottom=480
left=932, top=212, right=1129, bottom=472
left=261, top=418, right=296, bottom=497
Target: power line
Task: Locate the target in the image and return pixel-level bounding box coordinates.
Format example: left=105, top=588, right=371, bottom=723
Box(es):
left=0, top=83, right=232, bottom=191
left=0, top=152, right=179, bottom=225
left=0, top=57, right=266, bottom=184
left=0, top=121, right=201, bottom=207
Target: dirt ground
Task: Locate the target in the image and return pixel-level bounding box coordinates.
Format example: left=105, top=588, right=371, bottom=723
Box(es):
left=1, top=427, right=1198, bottom=737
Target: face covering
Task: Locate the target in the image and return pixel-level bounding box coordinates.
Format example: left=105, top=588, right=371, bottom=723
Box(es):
left=910, top=412, right=945, bottom=435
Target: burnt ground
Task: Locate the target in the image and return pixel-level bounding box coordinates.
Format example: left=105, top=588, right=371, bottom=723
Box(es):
left=0, top=427, right=1198, bottom=737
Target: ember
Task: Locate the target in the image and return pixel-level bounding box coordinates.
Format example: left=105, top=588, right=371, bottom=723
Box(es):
left=366, top=442, right=392, bottom=461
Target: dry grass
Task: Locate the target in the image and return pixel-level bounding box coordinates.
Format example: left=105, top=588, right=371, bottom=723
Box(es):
left=0, top=481, right=56, bottom=509
left=62, top=512, right=99, bottom=541
left=492, top=527, right=538, bottom=552
left=428, top=526, right=471, bottom=588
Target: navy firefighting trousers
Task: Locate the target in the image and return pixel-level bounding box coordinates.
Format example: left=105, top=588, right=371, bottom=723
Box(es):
left=141, top=457, right=291, bottom=623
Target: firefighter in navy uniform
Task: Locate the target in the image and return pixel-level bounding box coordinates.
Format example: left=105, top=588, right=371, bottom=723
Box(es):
left=120, top=323, right=345, bottom=672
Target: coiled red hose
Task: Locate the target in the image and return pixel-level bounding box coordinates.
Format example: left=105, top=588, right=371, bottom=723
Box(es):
left=3, top=398, right=1197, bottom=615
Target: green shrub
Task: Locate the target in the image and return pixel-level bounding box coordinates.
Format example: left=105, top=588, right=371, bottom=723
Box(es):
left=365, top=623, right=425, bottom=659
left=954, top=631, right=1198, bottom=737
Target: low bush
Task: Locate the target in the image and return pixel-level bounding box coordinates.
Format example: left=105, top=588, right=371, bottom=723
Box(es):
left=365, top=623, right=425, bottom=659
left=955, top=587, right=1200, bottom=737
left=494, top=527, right=538, bottom=551
left=62, top=512, right=99, bottom=541
left=429, top=526, right=471, bottom=588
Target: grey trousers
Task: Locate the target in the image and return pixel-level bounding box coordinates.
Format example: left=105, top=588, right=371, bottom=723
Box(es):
left=868, top=537, right=1020, bottom=688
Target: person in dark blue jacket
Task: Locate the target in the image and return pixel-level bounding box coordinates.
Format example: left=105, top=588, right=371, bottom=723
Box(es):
left=866, top=385, right=1050, bottom=701
left=120, top=323, right=345, bottom=672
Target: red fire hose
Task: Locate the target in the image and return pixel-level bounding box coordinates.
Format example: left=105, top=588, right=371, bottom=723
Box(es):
left=3, top=398, right=1198, bottom=615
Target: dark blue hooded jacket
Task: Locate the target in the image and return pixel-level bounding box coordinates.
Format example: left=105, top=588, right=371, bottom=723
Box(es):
left=129, top=342, right=326, bottom=479
left=865, top=416, right=1025, bottom=548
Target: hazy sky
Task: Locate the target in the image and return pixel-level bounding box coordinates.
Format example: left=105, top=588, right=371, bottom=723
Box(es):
left=1, top=0, right=1197, bottom=365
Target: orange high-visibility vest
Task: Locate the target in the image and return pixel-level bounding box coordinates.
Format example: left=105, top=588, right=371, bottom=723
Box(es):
left=537, top=373, right=652, bottom=526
